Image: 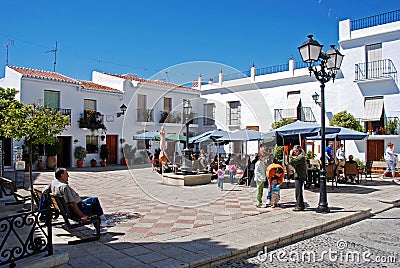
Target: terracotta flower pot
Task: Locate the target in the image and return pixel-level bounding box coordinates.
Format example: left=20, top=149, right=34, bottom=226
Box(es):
left=77, top=160, right=84, bottom=168
left=100, top=161, right=106, bottom=167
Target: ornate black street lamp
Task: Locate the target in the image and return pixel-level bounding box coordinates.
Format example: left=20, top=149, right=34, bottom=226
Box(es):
left=117, top=104, right=127, bottom=117
left=183, top=100, right=192, bottom=159
left=298, top=34, right=344, bottom=213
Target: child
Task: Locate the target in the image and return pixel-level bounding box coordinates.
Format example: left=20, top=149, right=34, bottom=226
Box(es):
left=270, top=177, right=281, bottom=208
left=214, top=164, right=225, bottom=190
left=228, top=161, right=237, bottom=184
left=266, top=163, right=284, bottom=207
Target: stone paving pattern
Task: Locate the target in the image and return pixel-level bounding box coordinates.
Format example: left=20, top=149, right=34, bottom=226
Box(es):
left=1, top=166, right=399, bottom=267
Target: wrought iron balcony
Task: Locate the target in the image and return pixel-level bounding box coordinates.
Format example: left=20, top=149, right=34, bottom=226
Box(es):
left=274, top=107, right=316, bottom=123
left=136, top=108, right=154, bottom=122
left=351, top=9, right=400, bottom=31
left=49, top=108, right=71, bottom=123
left=159, top=111, right=182, bottom=124
left=355, top=59, right=397, bottom=82
left=78, top=110, right=106, bottom=131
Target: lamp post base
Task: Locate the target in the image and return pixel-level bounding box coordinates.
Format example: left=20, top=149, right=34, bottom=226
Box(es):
left=183, top=148, right=192, bottom=160
left=316, top=205, right=330, bottom=213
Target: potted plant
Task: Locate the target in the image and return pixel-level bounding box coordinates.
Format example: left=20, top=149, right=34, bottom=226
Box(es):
left=90, top=159, right=97, bottom=167
left=22, top=140, right=40, bottom=171
left=122, top=144, right=136, bottom=165
left=74, top=146, right=86, bottom=168
left=37, top=157, right=45, bottom=170
left=99, top=144, right=109, bottom=167
left=45, top=141, right=60, bottom=169
left=142, top=109, right=152, bottom=122
left=354, top=158, right=365, bottom=174
left=386, top=118, right=399, bottom=135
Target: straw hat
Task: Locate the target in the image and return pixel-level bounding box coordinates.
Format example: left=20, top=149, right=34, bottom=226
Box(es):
left=388, top=142, right=394, bottom=146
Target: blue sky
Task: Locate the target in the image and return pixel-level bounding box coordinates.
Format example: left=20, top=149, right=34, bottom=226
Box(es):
left=1, top=0, right=399, bottom=84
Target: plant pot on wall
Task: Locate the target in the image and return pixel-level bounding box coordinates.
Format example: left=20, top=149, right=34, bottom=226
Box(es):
left=37, top=160, right=45, bottom=170
left=91, top=159, right=97, bottom=167
left=77, top=160, right=84, bottom=168
left=100, top=161, right=106, bottom=167
left=46, top=156, right=57, bottom=169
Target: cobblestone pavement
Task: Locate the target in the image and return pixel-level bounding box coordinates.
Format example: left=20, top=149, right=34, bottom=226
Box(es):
left=216, top=207, right=400, bottom=268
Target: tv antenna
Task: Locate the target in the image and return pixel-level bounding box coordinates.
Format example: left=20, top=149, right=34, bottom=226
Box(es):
left=165, top=69, right=170, bottom=82
left=3, top=40, right=14, bottom=66
left=46, top=41, right=58, bottom=72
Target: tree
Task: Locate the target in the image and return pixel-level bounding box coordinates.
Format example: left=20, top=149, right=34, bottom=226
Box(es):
left=21, top=103, right=70, bottom=195
left=1, top=88, right=70, bottom=208
left=330, top=111, right=363, bottom=132
left=271, top=118, right=293, bottom=130
left=0, top=87, right=30, bottom=176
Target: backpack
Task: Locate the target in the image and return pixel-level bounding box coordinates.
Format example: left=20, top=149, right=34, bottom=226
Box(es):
left=38, top=193, right=53, bottom=222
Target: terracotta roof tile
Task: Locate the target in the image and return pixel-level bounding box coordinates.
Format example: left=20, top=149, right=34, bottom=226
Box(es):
left=80, top=80, right=121, bottom=93
left=9, top=66, right=80, bottom=84
left=104, top=72, right=195, bottom=91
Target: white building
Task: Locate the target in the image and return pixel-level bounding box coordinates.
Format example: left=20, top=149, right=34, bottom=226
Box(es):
left=0, top=67, right=204, bottom=169
left=197, top=9, right=400, bottom=162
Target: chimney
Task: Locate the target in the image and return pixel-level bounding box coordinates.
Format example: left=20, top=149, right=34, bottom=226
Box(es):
left=219, top=69, right=223, bottom=86
left=251, top=63, right=256, bottom=82
left=289, top=56, right=295, bottom=76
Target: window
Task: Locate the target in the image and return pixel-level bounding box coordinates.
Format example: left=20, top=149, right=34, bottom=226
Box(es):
left=164, top=97, right=172, bottom=112
left=285, top=91, right=301, bottom=120
left=227, top=101, right=240, bottom=126
left=86, top=135, right=99, bottom=154
left=84, top=99, right=96, bottom=111
left=137, top=94, right=147, bottom=121
left=44, top=90, right=60, bottom=109
left=362, top=96, right=384, bottom=132
left=203, top=103, right=215, bottom=126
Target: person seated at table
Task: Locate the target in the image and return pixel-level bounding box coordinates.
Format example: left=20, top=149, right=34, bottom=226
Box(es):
left=344, top=155, right=357, bottom=184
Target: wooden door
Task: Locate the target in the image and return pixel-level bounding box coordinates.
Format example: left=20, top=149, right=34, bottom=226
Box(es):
left=57, top=136, right=71, bottom=168
left=106, top=135, right=118, bottom=164
left=367, top=140, right=384, bottom=162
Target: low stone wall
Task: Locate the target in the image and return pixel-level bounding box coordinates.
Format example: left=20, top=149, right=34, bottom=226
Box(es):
left=161, top=173, right=212, bottom=186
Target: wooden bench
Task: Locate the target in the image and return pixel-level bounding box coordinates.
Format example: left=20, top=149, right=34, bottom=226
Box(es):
left=371, top=161, right=387, bottom=174
left=49, top=193, right=101, bottom=245
left=0, top=177, right=31, bottom=206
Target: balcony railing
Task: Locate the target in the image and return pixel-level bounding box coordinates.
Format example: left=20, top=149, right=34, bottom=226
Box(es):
left=136, top=109, right=154, bottom=122
left=78, top=110, right=106, bottom=131
left=48, top=108, right=71, bottom=123
left=203, top=117, right=215, bottom=126
left=0, top=210, right=53, bottom=267
left=274, top=107, right=316, bottom=123
left=159, top=111, right=182, bottom=124
left=355, top=59, right=397, bottom=82
left=351, top=9, right=400, bottom=31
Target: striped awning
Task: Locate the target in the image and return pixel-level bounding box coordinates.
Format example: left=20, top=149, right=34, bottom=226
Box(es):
left=362, top=98, right=384, bottom=121
left=285, top=94, right=301, bottom=119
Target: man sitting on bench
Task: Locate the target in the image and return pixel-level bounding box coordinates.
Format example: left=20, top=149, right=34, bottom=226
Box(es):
left=43, top=168, right=115, bottom=228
